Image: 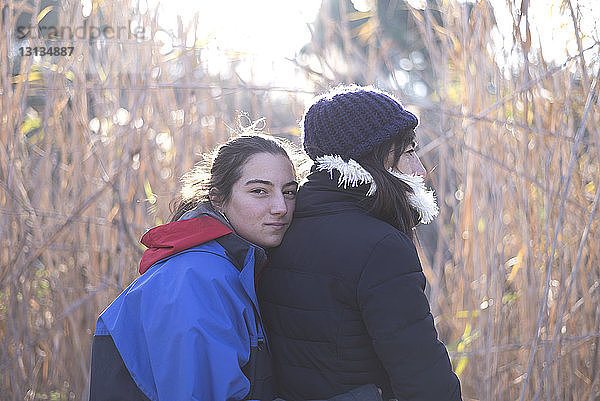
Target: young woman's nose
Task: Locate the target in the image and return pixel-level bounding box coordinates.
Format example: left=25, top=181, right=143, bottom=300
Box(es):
left=270, top=193, right=288, bottom=215
left=396, top=154, right=427, bottom=177
left=411, top=155, right=427, bottom=178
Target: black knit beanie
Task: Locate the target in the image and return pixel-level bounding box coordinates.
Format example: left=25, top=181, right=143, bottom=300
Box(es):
left=302, top=85, right=418, bottom=160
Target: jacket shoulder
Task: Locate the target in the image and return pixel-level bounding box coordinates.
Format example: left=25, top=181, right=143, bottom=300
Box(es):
left=140, top=241, right=236, bottom=281
left=296, top=209, right=410, bottom=262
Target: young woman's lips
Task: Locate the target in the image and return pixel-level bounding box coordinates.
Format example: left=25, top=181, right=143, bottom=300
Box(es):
left=265, top=222, right=287, bottom=230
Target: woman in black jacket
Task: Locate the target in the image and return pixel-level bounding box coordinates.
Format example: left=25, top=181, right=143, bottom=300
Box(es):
left=258, top=85, right=462, bottom=401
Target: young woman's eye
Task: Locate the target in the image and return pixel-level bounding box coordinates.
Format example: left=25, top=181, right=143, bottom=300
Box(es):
left=251, top=188, right=267, bottom=195
left=283, top=190, right=297, bottom=199
left=405, top=141, right=418, bottom=154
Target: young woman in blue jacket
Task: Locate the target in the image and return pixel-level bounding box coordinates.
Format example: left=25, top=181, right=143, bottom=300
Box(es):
left=258, top=86, right=463, bottom=401
left=89, top=133, right=383, bottom=401
left=89, top=135, right=296, bottom=400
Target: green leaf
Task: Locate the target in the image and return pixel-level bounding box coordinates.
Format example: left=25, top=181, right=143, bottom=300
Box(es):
left=20, top=116, right=42, bottom=136
left=454, top=355, right=468, bottom=377
left=37, top=6, right=54, bottom=23
left=144, top=180, right=157, bottom=204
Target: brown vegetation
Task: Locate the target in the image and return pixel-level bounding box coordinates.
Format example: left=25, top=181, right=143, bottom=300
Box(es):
left=0, top=0, right=598, bottom=400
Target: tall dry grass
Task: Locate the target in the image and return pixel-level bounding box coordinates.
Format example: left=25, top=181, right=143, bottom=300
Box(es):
left=414, top=2, right=600, bottom=400
left=0, top=0, right=599, bottom=400
left=0, top=1, right=308, bottom=399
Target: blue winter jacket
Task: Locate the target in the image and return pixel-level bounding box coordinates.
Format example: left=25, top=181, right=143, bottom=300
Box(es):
left=90, top=205, right=272, bottom=401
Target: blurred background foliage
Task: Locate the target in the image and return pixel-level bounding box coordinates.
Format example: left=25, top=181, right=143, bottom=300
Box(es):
left=1, top=0, right=599, bottom=400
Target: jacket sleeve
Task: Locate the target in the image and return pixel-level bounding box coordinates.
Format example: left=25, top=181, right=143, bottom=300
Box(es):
left=89, top=335, right=150, bottom=401
left=356, top=232, right=462, bottom=401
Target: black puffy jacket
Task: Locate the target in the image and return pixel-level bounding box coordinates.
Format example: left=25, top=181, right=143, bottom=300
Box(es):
left=258, top=169, right=462, bottom=401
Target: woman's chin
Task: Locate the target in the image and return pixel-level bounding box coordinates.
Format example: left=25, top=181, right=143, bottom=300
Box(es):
left=256, top=232, right=286, bottom=249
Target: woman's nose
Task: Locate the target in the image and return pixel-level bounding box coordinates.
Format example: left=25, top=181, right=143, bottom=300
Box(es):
left=270, top=194, right=288, bottom=215
left=412, top=156, right=427, bottom=178
left=400, top=154, right=427, bottom=177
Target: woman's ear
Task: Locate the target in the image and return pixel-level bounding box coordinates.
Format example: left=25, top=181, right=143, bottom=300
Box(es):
left=209, top=188, right=222, bottom=210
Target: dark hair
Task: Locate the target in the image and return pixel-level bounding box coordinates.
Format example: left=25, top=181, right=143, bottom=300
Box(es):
left=170, top=134, right=295, bottom=222
left=357, top=131, right=419, bottom=240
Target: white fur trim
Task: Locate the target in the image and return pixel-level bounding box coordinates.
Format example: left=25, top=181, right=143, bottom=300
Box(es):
left=314, top=155, right=439, bottom=224
left=387, top=169, right=439, bottom=224
left=315, top=155, right=377, bottom=196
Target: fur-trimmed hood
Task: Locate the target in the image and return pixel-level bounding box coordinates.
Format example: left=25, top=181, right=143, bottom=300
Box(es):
left=313, top=155, right=439, bottom=224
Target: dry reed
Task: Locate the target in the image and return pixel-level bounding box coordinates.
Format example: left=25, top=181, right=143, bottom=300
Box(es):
left=0, top=0, right=599, bottom=400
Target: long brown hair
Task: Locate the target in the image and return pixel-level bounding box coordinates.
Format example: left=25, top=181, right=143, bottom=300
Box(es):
left=169, top=134, right=295, bottom=222
left=357, top=131, right=419, bottom=240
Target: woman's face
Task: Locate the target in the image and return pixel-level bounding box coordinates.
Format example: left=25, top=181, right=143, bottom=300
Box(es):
left=387, top=141, right=426, bottom=177
left=219, top=152, right=298, bottom=248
